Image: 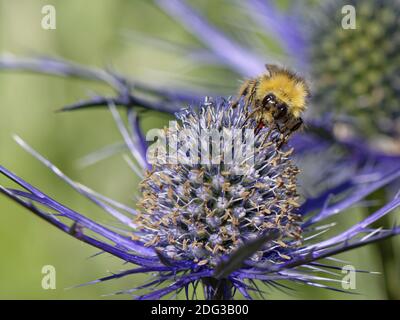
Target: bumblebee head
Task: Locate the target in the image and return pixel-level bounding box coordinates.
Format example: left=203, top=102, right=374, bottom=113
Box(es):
left=256, top=64, right=310, bottom=118
left=262, top=93, right=288, bottom=120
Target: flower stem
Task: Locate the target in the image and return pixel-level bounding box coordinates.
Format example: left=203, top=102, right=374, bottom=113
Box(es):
left=202, top=277, right=233, bottom=300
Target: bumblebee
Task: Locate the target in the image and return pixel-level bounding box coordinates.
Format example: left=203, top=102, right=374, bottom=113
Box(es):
left=233, top=64, right=309, bottom=138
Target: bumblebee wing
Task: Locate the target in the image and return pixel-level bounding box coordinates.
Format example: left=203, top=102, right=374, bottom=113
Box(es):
left=264, top=64, right=282, bottom=76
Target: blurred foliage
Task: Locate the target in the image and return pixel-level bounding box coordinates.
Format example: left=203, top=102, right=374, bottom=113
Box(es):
left=0, top=0, right=397, bottom=299
left=309, top=0, right=400, bottom=151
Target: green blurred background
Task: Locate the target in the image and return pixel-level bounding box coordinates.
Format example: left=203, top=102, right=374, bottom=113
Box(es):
left=0, top=0, right=398, bottom=299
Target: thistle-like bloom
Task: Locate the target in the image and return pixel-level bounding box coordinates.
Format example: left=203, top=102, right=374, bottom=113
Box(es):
left=137, top=101, right=301, bottom=269
left=0, top=0, right=400, bottom=299
left=1, top=98, right=400, bottom=299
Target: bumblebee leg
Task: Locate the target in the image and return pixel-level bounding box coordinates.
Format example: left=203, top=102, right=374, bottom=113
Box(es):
left=273, top=121, right=289, bottom=149
left=232, top=80, right=250, bottom=108
left=242, top=105, right=262, bottom=127
left=232, top=79, right=257, bottom=113
left=288, top=118, right=303, bottom=135
left=245, top=80, right=258, bottom=112
left=276, top=118, right=303, bottom=149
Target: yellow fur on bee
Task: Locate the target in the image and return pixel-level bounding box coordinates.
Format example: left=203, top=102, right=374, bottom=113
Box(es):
left=256, top=73, right=308, bottom=118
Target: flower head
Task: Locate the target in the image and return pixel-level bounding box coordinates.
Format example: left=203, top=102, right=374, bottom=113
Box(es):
left=136, top=99, right=302, bottom=267
left=1, top=97, right=400, bottom=300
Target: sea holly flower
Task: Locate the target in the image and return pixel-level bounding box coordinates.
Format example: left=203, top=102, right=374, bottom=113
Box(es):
left=137, top=100, right=301, bottom=270
left=1, top=98, right=400, bottom=299
left=0, top=0, right=400, bottom=300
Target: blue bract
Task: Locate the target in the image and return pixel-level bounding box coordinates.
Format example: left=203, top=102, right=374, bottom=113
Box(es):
left=1, top=98, right=400, bottom=300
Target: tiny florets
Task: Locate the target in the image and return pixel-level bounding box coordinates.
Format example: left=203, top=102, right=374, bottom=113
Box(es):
left=136, top=99, right=302, bottom=266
